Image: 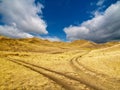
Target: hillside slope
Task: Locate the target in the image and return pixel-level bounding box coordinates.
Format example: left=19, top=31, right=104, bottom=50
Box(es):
left=0, top=36, right=120, bottom=90
left=0, top=36, right=119, bottom=53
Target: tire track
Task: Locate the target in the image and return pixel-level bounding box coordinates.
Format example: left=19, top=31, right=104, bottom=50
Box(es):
left=7, top=58, right=92, bottom=90
left=7, top=58, right=98, bottom=90
left=75, top=50, right=120, bottom=82
left=76, top=58, right=120, bottom=82
left=70, top=54, right=120, bottom=90
left=70, top=57, right=105, bottom=90
left=76, top=58, right=107, bottom=77
left=7, top=58, right=91, bottom=84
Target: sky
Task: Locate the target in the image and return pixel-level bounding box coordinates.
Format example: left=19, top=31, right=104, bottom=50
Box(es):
left=0, top=0, right=120, bottom=43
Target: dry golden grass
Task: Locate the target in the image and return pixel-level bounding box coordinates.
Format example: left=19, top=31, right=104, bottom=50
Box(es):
left=0, top=56, right=64, bottom=90
left=0, top=36, right=120, bottom=90
left=0, top=50, right=91, bottom=90
left=79, top=44, right=120, bottom=78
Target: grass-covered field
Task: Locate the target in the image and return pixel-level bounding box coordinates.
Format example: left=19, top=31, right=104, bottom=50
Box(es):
left=0, top=36, right=120, bottom=90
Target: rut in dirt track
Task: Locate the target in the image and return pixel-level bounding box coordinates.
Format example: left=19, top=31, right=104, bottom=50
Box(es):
left=76, top=57, right=120, bottom=82
left=70, top=55, right=120, bottom=90
left=7, top=58, right=93, bottom=90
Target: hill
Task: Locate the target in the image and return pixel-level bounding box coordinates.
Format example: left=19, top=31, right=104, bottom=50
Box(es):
left=0, top=35, right=120, bottom=90
left=0, top=36, right=89, bottom=53
left=0, top=36, right=119, bottom=53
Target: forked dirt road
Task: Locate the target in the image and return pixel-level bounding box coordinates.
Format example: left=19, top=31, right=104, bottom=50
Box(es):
left=7, top=51, right=120, bottom=90
left=7, top=58, right=92, bottom=90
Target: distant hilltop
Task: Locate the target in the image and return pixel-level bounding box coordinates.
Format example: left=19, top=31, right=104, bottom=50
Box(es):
left=0, top=35, right=119, bottom=53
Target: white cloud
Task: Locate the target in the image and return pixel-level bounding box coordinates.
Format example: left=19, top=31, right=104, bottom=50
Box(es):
left=42, top=36, right=61, bottom=42
left=0, top=0, right=48, bottom=38
left=64, top=1, right=120, bottom=43
left=0, top=25, right=33, bottom=38
left=90, top=0, right=106, bottom=17
left=91, top=1, right=106, bottom=17
left=97, top=0, right=105, bottom=6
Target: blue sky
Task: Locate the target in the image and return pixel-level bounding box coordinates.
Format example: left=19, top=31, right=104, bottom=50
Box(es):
left=0, top=0, right=120, bottom=43
left=39, top=0, right=118, bottom=41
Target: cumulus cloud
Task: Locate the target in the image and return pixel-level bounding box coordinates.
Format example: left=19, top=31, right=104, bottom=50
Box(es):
left=0, top=0, right=48, bottom=38
left=0, top=25, right=33, bottom=38
left=64, top=1, right=120, bottom=43
left=42, top=36, right=61, bottom=42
